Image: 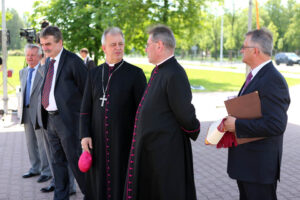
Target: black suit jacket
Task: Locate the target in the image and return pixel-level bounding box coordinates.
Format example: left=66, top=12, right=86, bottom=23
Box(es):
left=227, top=61, right=290, bottom=184
left=41, top=49, right=87, bottom=133
left=85, top=57, right=96, bottom=70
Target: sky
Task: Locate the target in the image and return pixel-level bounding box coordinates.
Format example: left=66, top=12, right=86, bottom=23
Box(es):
left=2, top=0, right=299, bottom=17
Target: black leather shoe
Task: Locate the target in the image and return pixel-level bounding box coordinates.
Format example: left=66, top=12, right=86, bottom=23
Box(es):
left=37, top=175, right=52, bottom=183
left=22, top=172, right=40, bottom=178
left=40, top=185, right=55, bottom=193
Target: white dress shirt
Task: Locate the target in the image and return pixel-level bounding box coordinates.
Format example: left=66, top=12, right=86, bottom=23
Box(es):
left=250, top=60, right=272, bottom=80
left=46, top=48, right=63, bottom=111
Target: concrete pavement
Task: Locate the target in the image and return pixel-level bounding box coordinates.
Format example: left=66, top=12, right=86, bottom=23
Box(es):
left=0, top=85, right=299, bottom=199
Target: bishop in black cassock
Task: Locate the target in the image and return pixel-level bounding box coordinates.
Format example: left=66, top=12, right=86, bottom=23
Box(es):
left=80, top=28, right=146, bottom=200
left=124, top=25, right=200, bottom=200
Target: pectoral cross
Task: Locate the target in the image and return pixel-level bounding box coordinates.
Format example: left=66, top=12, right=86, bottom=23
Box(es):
left=100, top=94, right=108, bottom=107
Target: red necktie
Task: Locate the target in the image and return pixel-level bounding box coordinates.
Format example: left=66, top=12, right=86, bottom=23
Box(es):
left=241, top=72, right=253, bottom=94
left=41, top=59, right=56, bottom=109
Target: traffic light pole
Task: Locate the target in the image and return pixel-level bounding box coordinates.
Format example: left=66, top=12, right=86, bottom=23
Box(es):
left=2, top=0, right=8, bottom=114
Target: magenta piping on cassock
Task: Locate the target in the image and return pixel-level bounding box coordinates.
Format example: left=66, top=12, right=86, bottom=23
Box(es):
left=180, top=122, right=201, bottom=133
left=104, top=66, right=114, bottom=200
left=125, top=66, right=159, bottom=200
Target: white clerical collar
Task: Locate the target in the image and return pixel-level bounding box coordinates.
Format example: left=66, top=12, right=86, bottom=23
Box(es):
left=156, top=55, right=174, bottom=66
left=106, top=60, right=122, bottom=67
left=251, top=59, right=271, bottom=79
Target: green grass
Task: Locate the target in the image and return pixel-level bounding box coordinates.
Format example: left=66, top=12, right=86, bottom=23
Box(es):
left=1, top=56, right=300, bottom=94
left=134, top=63, right=300, bottom=92
left=0, top=56, right=26, bottom=94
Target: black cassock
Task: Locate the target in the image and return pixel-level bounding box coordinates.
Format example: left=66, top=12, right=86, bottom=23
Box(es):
left=124, top=57, right=200, bottom=200
left=80, top=60, right=146, bottom=200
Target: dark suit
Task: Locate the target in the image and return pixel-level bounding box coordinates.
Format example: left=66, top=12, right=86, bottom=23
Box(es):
left=84, top=56, right=96, bottom=70
left=228, top=61, right=290, bottom=200
left=41, top=49, right=87, bottom=200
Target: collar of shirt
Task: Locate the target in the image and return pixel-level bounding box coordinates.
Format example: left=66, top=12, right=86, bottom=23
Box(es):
left=250, top=59, right=272, bottom=80
left=156, top=55, right=174, bottom=67
left=27, top=63, right=39, bottom=80
left=27, top=63, right=39, bottom=71
left=51, top=47, right=64, bottom=64
left=84, top=57, right=88, bottom=64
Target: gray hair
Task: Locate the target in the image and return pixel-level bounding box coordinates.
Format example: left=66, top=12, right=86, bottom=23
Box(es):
left=148, top=25, right=176, bottom=50
left=101, top=27, right=124, bottom=45
left=40, top=26, right=63, bottom=43
left=246, top=28, right=273, bottom=56
left=24, top=43, right=43, bottom=55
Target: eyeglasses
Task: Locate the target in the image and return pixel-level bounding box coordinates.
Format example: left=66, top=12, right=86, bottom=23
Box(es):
left=241, top=45, right=256, bottom=50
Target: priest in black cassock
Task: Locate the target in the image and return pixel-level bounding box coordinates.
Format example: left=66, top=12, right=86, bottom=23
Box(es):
left=124, top=25, right=200, bottom=200
left=80, top=27, right=147, bottom=200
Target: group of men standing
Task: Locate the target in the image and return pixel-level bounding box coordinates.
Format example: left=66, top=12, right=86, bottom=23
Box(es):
left=20, top=24, right=289, bottom=200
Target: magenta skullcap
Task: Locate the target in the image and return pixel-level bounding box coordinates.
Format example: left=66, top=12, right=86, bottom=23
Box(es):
left=78, top=151, right=92, bottom=172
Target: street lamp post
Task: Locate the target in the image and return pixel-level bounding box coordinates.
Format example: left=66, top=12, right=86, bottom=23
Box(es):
left=1, top=0, right=8, bottom=114
left=246, top=0, right=253, bottom=75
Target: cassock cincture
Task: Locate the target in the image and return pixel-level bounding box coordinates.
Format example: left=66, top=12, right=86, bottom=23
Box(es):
left=100, top=61, right=124, bottom=107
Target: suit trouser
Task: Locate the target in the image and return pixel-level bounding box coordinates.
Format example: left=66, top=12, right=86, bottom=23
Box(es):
left=42, top=128, right=76, bottom=193
left=237, top=180, right=277, bottom=200
left=23, top=108, right=51, bottom=176
left=46, top=112, right=86, bottom=200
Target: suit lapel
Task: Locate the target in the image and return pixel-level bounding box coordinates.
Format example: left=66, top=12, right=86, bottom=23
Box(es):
left=55, top=49, right=66, bottom=86
left=30, top=64, right=42, bottom=96
left=239, top=62, right=272, bottom=96
left=238, top=82, right=246, bottom=96
left=21, top=68, right=28, bottom=96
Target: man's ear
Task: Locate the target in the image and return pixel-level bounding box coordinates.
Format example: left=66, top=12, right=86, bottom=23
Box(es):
left=254, top=47, right=260, bottom=56
left=157, top=40, right=164, bottom=51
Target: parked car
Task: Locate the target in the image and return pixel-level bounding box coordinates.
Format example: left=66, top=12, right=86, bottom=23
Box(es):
left=275, top=52, right=300, bottom=66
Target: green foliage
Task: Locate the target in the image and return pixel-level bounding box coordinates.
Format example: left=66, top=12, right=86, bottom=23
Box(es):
left=6, top=9, right=24, bottom=50
left=284, top=2, right=300, bottom=52
left=2, top=0, right=299, bottom=59
left=0, top=56, right=25, bottom=94
left=28, top=0, right=211, bottom=63
left=0, top=11, right=13, bottom=24
left=267, top=21, right=279, bottom=47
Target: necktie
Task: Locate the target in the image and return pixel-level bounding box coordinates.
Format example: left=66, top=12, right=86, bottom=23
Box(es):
left=241, top=72, right=253, bottom=94
left=41, top=59, right=56, bottom=109
left=25, top=68, right=35, bottom=106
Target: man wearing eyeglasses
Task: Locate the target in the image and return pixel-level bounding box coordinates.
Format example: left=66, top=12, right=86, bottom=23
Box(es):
left=224, top=28, right=290, bottom=200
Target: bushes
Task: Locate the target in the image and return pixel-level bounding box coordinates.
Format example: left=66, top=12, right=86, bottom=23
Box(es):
left=8, top=50, right=24, bottom=56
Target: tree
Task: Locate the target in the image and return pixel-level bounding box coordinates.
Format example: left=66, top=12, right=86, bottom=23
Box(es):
left=0, top=11, right=13, bottom=51
left=284, top=2, right=300, bottom=52
left=30, top=0, right=217, bottom=61
left=267, top=21, right=278, bottom=49
left=6, top=9, right=24, bottom=50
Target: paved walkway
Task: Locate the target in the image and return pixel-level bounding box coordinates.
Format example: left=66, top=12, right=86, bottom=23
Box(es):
left=0, top=85, right=299, bottom=199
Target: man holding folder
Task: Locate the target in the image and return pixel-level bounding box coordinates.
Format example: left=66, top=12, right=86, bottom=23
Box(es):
left=224, top=28, right=290, bottom=200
